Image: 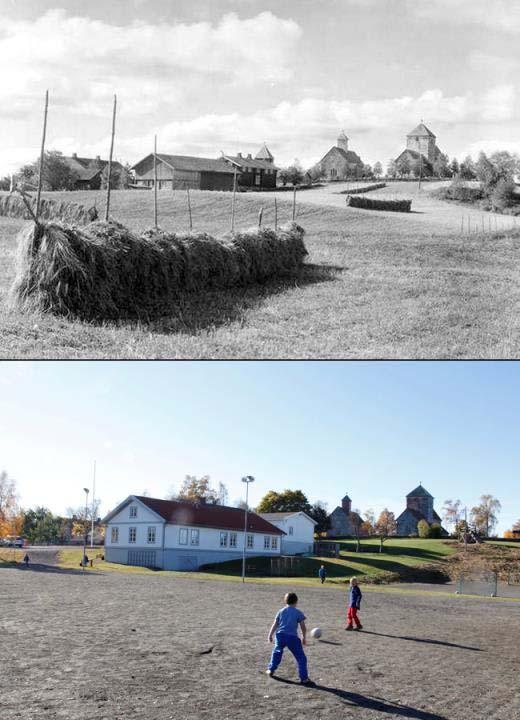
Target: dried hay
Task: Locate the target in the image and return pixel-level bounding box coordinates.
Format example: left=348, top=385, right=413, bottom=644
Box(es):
left=10, top=220, right=307, bottom=321
left=0, top=193, right=97, bottom=225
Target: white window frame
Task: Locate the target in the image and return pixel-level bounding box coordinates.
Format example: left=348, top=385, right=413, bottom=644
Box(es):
left=111, top=526, right=119, bottom=544
left=220, top=531, right=228, bottom=548
left=271, top=536, right=278, bottom=550
left=264, top=536, right=270, bottom=549
left=190, top=529, right=200, bottom=546
left=247, top=534, right=254, bottom=549
left=147, top=526, right=156, bottom=544
left=179, top=528, right=188, bottom=545
left=288, top=526, right=294, bottom=535
left=229, top=532, right=237, bottom=548
left=129, top=505, right=137, bottom=518
left=128, top=527, right=137, bottom=544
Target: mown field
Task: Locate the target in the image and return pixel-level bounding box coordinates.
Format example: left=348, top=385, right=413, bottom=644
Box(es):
left=2, top=184, right=520, bottom=358
left=2, top=565, right=519, bottom=719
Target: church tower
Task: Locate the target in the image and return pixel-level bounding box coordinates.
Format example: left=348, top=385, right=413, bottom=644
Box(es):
left=337, top=130, right=349, bottom=153
left=406, top=122, right=436, bottom=163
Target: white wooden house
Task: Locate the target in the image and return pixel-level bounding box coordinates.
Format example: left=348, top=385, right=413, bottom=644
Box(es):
left=102, top=496, right=284, bottom=570
left=257, top=512, right=316, bottom=554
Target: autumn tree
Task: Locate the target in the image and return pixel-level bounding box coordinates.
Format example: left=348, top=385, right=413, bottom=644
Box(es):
left=471, top=495, right=501, bottom=537
left=167, top=475, right=228, bottom=505
left=442, top=499, right=462, bottom=535
left=362, top=509, right=376, bottom=536
left=0, top=471, right=19, bottom=538
left=256, top=489, right=311, bottom=514
left=417, top=519, right=430, bottom=538
left=375, top=508, right=397, bottom=552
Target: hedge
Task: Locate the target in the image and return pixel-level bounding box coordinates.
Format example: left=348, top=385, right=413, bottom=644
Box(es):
left=346, top=196, right=412, bottom=212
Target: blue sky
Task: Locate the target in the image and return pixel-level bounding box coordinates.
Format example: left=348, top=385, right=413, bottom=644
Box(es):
left=1, top=0, right=519, bottom=175
left=0, top=361, right=517, bottom=534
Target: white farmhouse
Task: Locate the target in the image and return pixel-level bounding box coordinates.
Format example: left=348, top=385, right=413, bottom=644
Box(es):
left=103, top=495, right=284, bottom=571
left=257, top=512, right=316, bottom=554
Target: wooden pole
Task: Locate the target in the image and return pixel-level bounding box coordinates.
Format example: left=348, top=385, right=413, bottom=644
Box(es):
left=231, top=166, right=237, bottom=232
left=274, top=197, right=278, bottom=230
left=153, top=134, right=158, bottom=228
left=187, top=186, right=192, bottom=231
left=35, top=89, right=49, bottom=222
left=292, top=185, right=296, bottom=221
left=104, top=94, right=117, bottom=222
left=258, top=207, right=263, bottom=228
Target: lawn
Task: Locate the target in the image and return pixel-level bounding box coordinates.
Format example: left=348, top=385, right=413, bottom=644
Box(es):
left=2, top=185, right=520, bottom=358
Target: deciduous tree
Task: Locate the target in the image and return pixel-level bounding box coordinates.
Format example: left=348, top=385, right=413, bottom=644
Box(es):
left=168, top=475, right=227, bottom=505
left=256, top=489, right=311, bottom=514
left=0, top=471, right=19, bottom=538
left=373, top=162, right=383, bottom=179
left=442, top=499, right=462, bottom=534
left=471, top=495, right=501, bottom=537
left=375, top=508, right=397, bottom=552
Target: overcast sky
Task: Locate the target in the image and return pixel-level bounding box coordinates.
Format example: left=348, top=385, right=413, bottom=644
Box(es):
left=1, top=0, right=519, bottom=176
left=1, top=361, right=518, bottom=534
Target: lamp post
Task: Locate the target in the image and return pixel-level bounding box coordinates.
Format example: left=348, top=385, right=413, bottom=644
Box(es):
left=82, top=487, right=89, bottom=571
left=90, top=460, right=96, bottom=550
left=241, top=476, right=255, bottom=583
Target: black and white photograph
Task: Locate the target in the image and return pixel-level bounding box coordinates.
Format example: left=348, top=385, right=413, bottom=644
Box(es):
left=1, top=2, right=520, bottom=719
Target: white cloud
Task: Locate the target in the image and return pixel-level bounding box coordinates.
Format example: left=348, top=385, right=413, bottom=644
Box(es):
left=0, top=9, right=302, bottom=111
left=110, top=85, right=518, bottom=168
left=410, top=0, right=520, bottom=33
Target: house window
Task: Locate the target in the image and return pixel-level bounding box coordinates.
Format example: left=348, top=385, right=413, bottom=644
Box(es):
left=147, top=526, right=156, bottom=544
left=191, top=529, right=200, bottom=546
left=255, top=175, right=261, bottom=186
left=264, top=536, right=270, bottom=549
left=179, top=528, right=188, bottom=545
left=288, top=526, right=294, bottom=535
left=247, top=534, right=254, bottom=549
left=128, top=527, right=137, bottom=544
left=229, top=532, right=237, bottom=548
left=111, top=527, right=119, bottom=544
left=129, top=506, right=137, bottom=518
left=271, top=537, right=278, bottom=550
left=220, top=532, right=228, bottom=548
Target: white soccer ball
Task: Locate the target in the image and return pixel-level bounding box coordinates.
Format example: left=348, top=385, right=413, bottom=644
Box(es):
left=310, top=627, right=322, bottom=639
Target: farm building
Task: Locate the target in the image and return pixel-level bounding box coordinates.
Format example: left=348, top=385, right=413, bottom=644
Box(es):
left=311, top=131, right=365, bottom=181
left=62, top=153, right=125, bottom=190
left=222, top=144, right=278, bottom=189
left=327, top=494, right=365, bottom=538
left=396, top=484, right=447, bottom=536
left=257, top=511, right=316, bottom=554
left=394, top=122, right=443, bottom=177
left=102, top=495, right=284, bottom=571
left=131, top=154, right=236, bottom=191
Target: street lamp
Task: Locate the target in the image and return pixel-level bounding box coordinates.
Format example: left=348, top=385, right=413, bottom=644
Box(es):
left=241, top=476, right=255, bottom=584
left=82, top=487, right=89, bottom=571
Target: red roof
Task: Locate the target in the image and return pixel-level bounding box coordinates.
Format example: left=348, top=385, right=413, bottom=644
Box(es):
left=135, top=496, right=285, bottom=535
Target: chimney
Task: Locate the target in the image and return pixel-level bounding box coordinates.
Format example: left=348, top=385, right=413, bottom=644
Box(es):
left=247, top=153, right=252, bottom=160
left=237, top=152, right=242, bottom=159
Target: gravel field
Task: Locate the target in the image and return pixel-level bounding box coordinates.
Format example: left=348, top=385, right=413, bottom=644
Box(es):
left=1, top=566, right=519, bottom=720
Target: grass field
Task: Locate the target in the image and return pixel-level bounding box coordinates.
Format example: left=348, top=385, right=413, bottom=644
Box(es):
left=2, top=184, right=520, bottom=358
left=1, top=565, right=519, bottom=719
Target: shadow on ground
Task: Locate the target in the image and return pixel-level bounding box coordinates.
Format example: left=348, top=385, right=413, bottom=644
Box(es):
left=271, top=677, right=448, bottom=719
left=359, top=630, right=482, bottom=652
left=9, top=563, right=103, bottom=576
left=143, top=262, right=344, bottom=335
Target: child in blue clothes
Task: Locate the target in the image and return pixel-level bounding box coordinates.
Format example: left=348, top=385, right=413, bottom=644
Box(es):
left=267, top=592, right=312, bottom=685
left=345, top=577, right=363, bottom=630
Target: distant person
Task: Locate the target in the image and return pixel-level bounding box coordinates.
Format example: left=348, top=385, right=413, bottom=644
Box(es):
left=266, top=592, right=312, bottom=685
left=345, top=577, right=363, bottom=631
left=23, top=553, right=29, bottom=567
left=318, top=565, right=327, bottom=584
left=81, top=554, right=89, bottom=568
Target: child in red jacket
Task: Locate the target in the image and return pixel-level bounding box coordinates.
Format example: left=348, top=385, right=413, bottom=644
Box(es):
left=345, top=577, right=363, bottom=630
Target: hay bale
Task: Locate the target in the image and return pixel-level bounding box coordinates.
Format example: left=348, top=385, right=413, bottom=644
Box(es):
left=10, top=220, right=308, bottom=321
left=346, top=195, right=412, bottom=212
left=0, top=193, right=97, bottom=225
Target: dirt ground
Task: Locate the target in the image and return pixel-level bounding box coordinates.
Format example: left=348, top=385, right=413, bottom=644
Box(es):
left=1, top=566, right=519, bottom=720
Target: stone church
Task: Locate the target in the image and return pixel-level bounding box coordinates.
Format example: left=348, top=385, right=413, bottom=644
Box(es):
left=312, top=131, right=365, bottom=181
left=394, top=122, right=442, bottom=176
left=327, top=494, right=364, bottom=537
left=396, top=484, right=447, bottom=536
